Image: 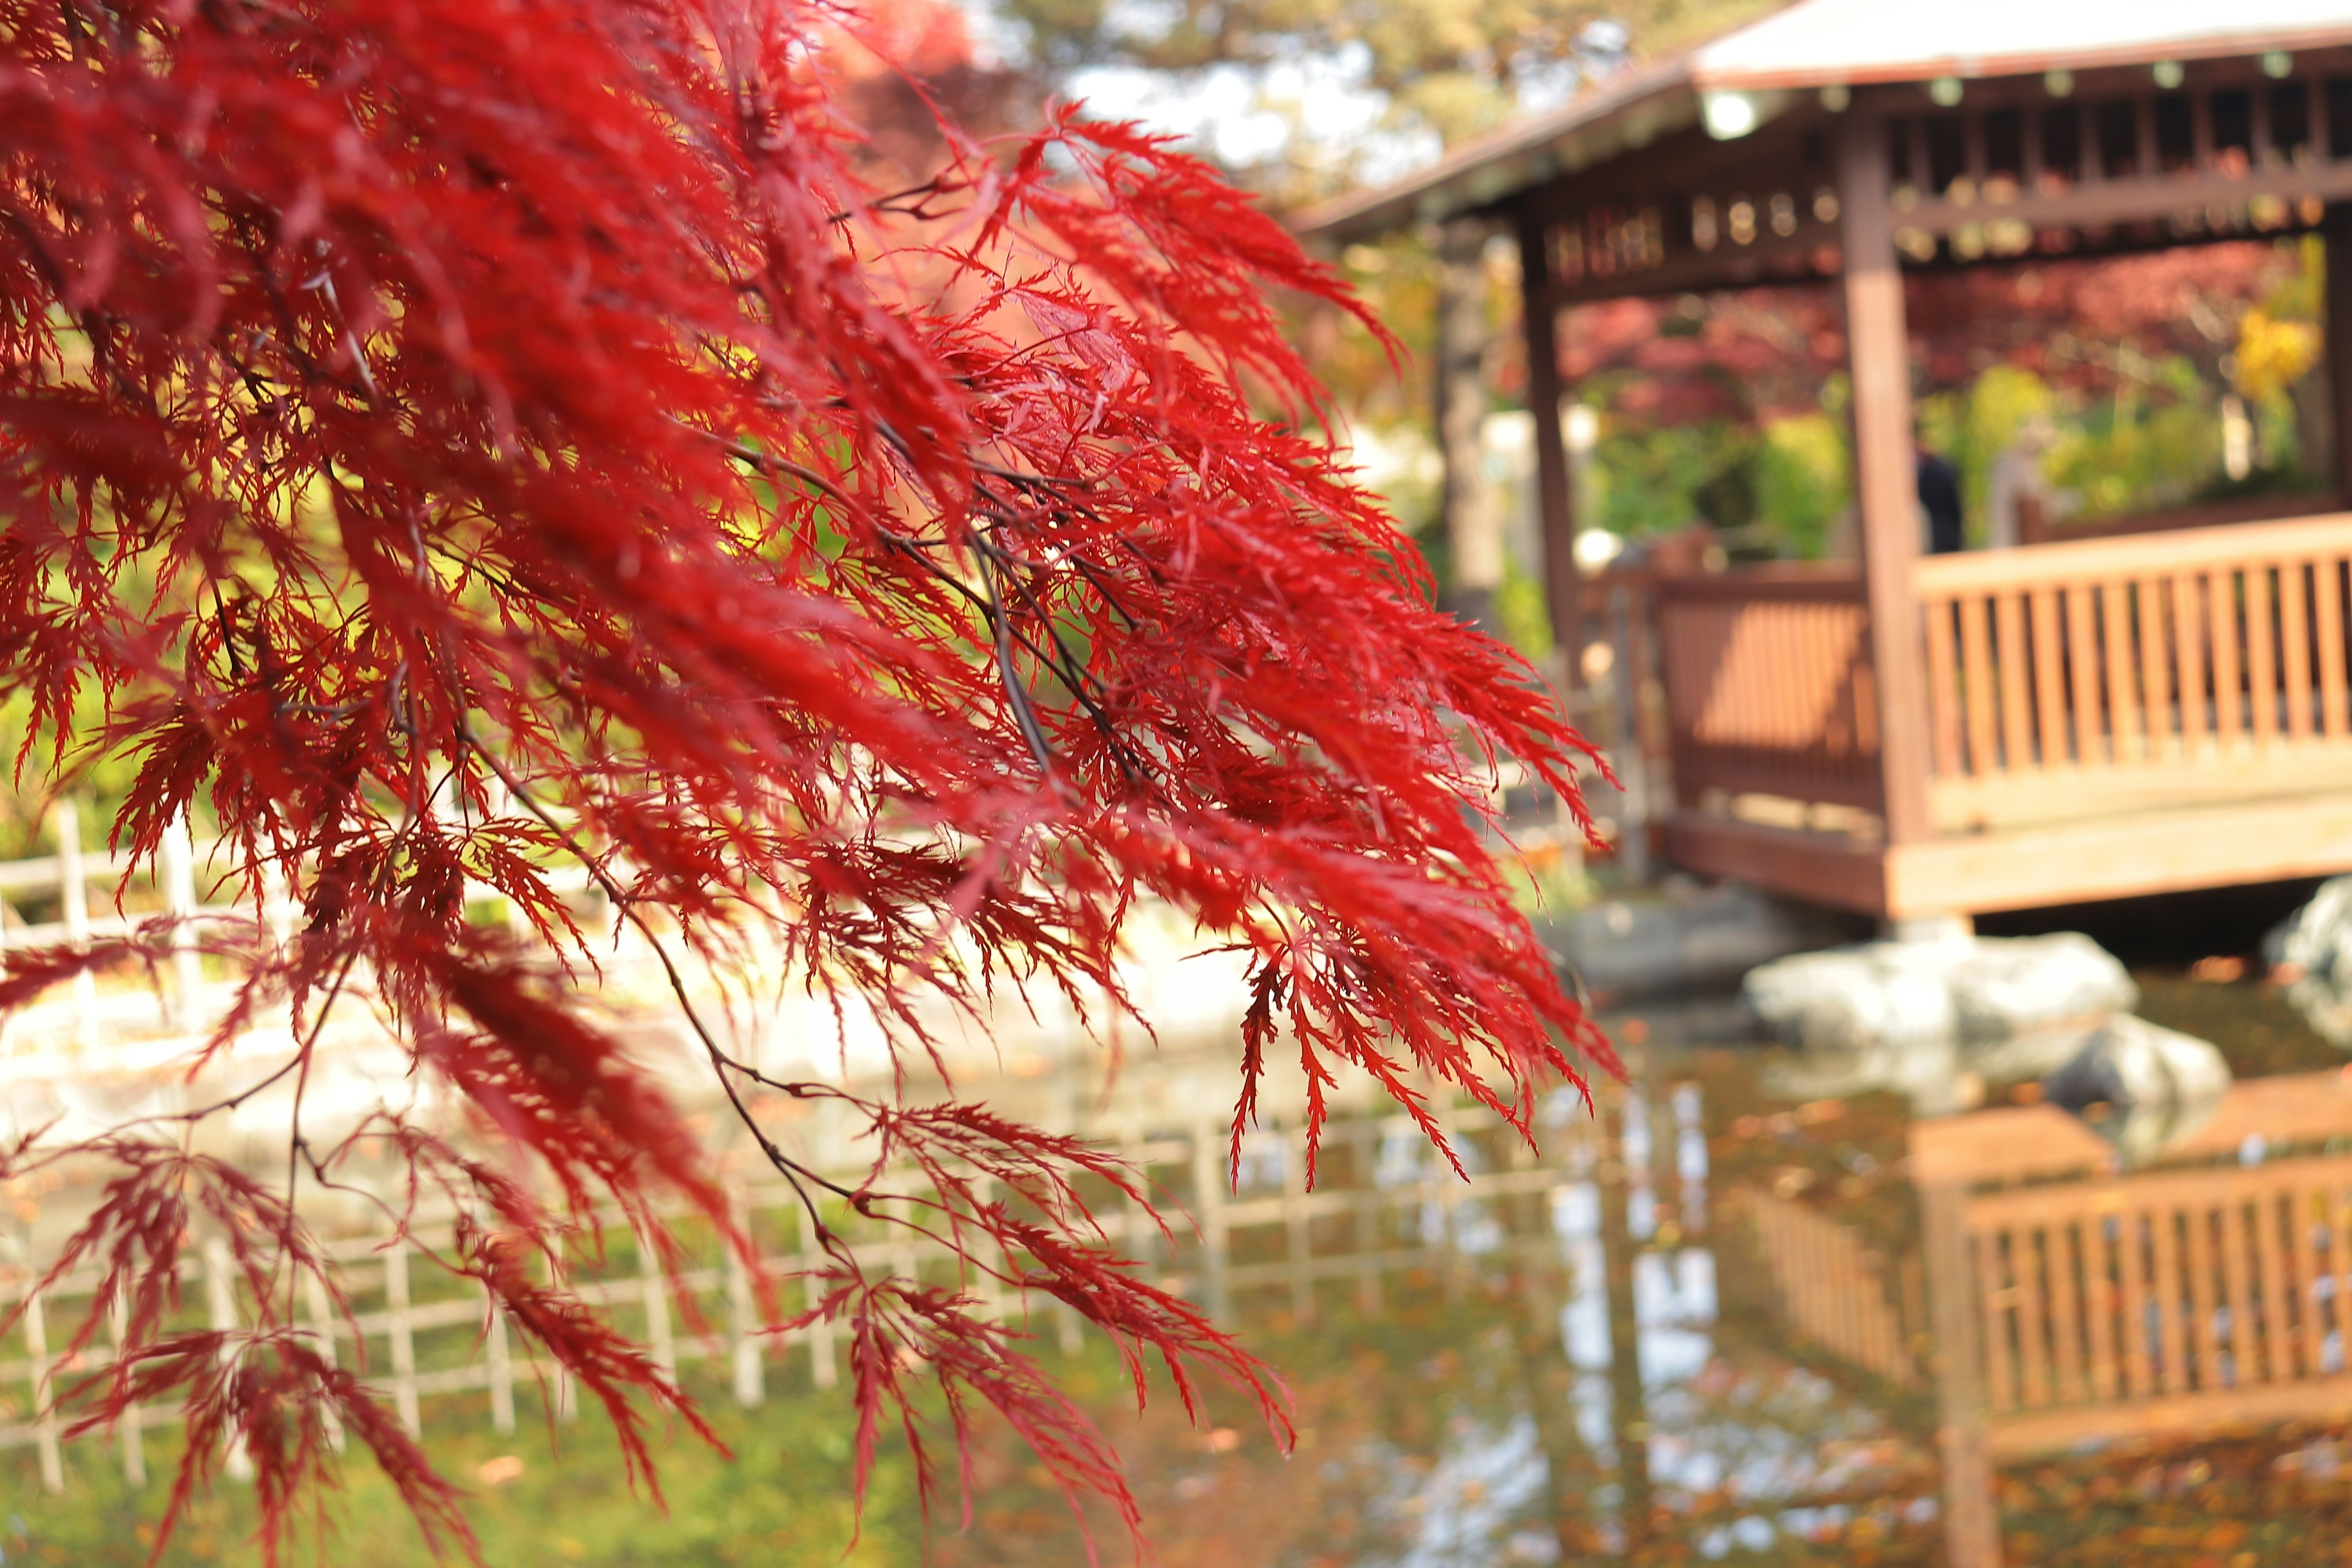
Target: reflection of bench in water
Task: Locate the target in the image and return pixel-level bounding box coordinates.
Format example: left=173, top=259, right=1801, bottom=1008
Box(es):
left=1734, top=1188, right=1920, bottom=1390
left=1917, top=1072, right=2352, bottom=1454
left=1910, top=1071, right=2352, bottom=1568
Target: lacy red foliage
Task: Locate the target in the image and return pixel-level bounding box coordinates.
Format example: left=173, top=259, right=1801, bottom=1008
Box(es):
left=0, top=0, right=1607, bottom=1553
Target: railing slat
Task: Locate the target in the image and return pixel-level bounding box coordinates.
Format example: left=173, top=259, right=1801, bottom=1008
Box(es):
left=2175, top=570, right=2210, bottom=753
left=2067, top=582, right=2107, bottom=767
left=1959, top=594, right=1999, bottom=778
left=2151, top=1205, right=2185, bottom=1396
left=2222, top=1199, right=2261, bottom=1385
left=2048, top=1219, right=2087, bottom=1405
left=2257, top=1186, right=2299, bottom=1382
left=1977, top=1228, right=2016, bottom=1414
left=2214, top=562, right=2247, bottom=748
left=2120, top=1208, right=2156, bottom=1398
left=2248, top=565, right=2280, bottom=750
left=2085, top=1208, right=2120, bottom=1403
left=2138, top=577, right=2176, bottom=761
left=2016, top=1226, right=2052, bottom=1409
left=2187, top=1202, right=2225, bottom=1393
left=2318, top=555, right=2350, bottom=741
left=2100, top=581, right=2143, bottom=764
left=1926, top=594, right=1964, bottom=778
left=1996, top=590, right=2032, bottom=772
left=2030, top=587, right=2069, bottom=767
left=2290, top=1183, right=2325, bottom=1382
left=2283, top=557, right=2316, bottom=742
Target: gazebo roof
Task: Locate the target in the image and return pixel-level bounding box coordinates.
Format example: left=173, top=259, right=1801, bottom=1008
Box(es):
left=1296, top=0, right=2352, bottom=243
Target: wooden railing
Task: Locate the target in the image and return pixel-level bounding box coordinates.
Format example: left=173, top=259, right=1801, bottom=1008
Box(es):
left=1910, top=1072, right=2352, bottom=1464
left=1915, top=512, right=2352, bottom=831
left=1651, top=568, right=1882, bottom=814
left=1736, top=1188, right=1919, bottom=1388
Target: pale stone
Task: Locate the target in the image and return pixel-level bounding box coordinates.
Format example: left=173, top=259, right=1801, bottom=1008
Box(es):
left=1949, top=932, right=2137, bottom=1042
left=2041, top=1015, right=2233, bottom=1163
left=1743, top=932, right=2133, bottom=1051
left=2266, top=876, right=2352, bottom=1047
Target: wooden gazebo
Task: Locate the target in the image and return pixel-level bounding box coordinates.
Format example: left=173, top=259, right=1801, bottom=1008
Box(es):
left=1302, top=1, right=2352, bottom=924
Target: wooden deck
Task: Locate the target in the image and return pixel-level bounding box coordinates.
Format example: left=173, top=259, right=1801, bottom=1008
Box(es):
left=1642, top=510, right=2352, bottom=918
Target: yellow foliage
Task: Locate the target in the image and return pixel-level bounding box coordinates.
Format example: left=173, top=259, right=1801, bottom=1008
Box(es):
left=2234, top=307, right=2321, bottom=404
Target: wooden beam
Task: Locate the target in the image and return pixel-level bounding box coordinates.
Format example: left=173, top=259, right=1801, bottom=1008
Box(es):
left=1660, top=813, right=1889, bottom=913
left=1905, top=159, right=2352, bottom=233
left=1838, top=119, right=1934, bottom=845
left=1988, top=1375, right=2352, bottom=1460
left=1435, top=219, right=1501, bottom=632
left=1515, top=206, right=1580, bottom=690
left=2328, top=204, right=2352, bottom=502
left=1884, top=791, right=2352, bottom=915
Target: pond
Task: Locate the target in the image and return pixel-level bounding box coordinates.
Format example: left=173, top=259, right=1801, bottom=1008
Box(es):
left=10, top=969, right=2352, bottom=1568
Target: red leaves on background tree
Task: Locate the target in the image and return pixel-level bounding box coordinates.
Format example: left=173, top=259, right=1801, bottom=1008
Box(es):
left=0, top=0, right=1609, bottom=1553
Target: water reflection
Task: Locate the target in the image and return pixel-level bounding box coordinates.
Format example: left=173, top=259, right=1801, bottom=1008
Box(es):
left=21, top=981, right=2352, bottom=1567
left=954, top=1007, right=2352, bottom=1568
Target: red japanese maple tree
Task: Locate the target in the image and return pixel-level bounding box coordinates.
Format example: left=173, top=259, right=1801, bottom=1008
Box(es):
left=0, top=0, right=1608, bottom=1556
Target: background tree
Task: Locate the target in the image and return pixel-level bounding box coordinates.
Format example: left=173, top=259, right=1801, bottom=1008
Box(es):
left=978, top=0, right=1772, bottom=659
left=0, top=0, right=1611, bottom=1556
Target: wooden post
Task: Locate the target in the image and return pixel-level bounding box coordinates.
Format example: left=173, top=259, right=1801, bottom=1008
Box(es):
left=1436, top=219, right=1502, bottom=633
left=1838, top=118, right=1935, bottom=845
left=1921, top=1180, right=2003, bottom=1568
left=1598, top=1098, right=1654, bottom=1549
left=1517, top=206, right=1581, bottom=692
left=2324, top=204, right=2352, bottom=505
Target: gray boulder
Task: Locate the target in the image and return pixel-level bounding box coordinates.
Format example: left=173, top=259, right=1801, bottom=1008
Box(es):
left=1744, top=932, right=2134, bottom=1052
left=2265, top=876, right=2352, bottom=1046
left=1950, top=933, right=2137, bottom=1041
left=2041, top=1016, right=2232, bottom=1164
left=1742, top=941, right=1958, bottom=1051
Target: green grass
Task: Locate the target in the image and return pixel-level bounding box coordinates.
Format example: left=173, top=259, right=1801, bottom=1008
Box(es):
left=3, top=1373, right=925, bottom=1568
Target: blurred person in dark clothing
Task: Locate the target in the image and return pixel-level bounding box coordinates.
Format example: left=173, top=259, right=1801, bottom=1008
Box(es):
left=1917, top=446, right=1963, bottom=554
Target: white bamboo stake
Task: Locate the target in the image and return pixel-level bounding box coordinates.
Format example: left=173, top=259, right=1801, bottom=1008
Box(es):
left=484, top=1284, right=515, bottom=1434
left=161, top=816, right=201, bottom=1030
left=638, top=1234, right=674, bottom=1382
left=51, top=799, right=96, bottom=1046
left=726, top=1192, right=764, bottom=1409
left=801, top=1204, right=837, bottom=1391
left=203, top=1241, right=254, bottom=1482
left=384, top=1245, right=420, bottom=1437
left=303, top=1270, right=345, bottom=1453
left=108, top=1293, right=145, bottom=1486
left=24, top=1285, right=63, bottom=1493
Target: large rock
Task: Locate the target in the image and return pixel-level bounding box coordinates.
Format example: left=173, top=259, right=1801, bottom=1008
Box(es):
left=2265, top=876, right=2352, bottom=1046
left=2041, top=1015, right=2232, bottom=1163
left=1949, top=933, right=2138, bottom=1041
left=1744, top=932, right=2134, bottom=1052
